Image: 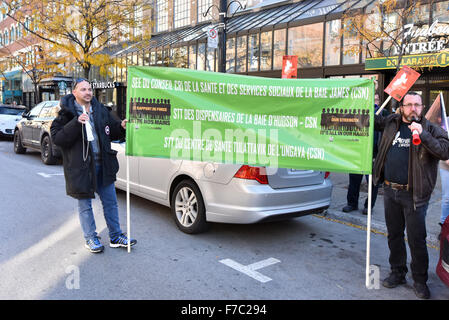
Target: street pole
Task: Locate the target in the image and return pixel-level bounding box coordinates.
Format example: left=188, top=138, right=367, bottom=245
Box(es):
left=218, top=0, right=227, bottom=73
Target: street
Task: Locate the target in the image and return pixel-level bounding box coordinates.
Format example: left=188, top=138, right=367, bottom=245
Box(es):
left=0, top=138, right=448, bottom=300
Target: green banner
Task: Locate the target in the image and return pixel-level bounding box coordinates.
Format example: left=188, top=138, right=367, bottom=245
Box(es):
left=126, top=66, right=374, bottom=174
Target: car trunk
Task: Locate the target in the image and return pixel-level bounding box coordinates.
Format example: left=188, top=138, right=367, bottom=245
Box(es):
left=267, top=168, right=324, bottom=189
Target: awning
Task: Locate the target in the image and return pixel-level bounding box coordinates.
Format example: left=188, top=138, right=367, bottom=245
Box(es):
left=2, top=70, right=21, bottom=80
left=112, top=0, right=376, bottom=55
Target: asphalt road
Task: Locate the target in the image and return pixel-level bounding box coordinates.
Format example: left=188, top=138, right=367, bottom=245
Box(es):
left=0, top=139, right=448, bottom=301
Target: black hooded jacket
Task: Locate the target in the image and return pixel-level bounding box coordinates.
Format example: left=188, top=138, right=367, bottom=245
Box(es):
left=50, top=94, right=125, bottom=199
left=373, top=113, right=449, bottom=208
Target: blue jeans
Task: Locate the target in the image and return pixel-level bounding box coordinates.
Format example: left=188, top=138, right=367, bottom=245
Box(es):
left=383, top=185, right=429, bottom=283
left=78, top=164, right=122, bottom=241
left=440, top=168, right=449, bottom=225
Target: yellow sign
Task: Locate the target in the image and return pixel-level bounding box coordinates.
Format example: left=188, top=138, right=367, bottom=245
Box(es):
left=365, top=52, right=449, bottom=70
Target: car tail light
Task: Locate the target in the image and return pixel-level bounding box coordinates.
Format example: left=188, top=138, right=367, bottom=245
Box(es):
left=324, top=172, right=330, bottom=179
left=234, top=165, right=268, bottom=184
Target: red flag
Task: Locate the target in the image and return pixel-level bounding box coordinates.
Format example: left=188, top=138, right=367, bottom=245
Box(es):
left=384, top=66, right=421, bottom=101
left=282, top=56, right=298, bottom=79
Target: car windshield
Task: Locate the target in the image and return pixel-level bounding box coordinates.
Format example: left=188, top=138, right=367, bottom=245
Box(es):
left=0, top=107, right=24, bottom=115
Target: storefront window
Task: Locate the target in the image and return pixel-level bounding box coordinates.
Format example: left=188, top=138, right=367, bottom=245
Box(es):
left=248, top=33, right=260, bottom=72
left=260, top=31, right=272, bottom=71
left=382, top=12, right=401, bottom=57
left=248, top=33, right=259, bottom=72
left=325, top=20, right=340, bottom=66
left=273, top=29, right=285, bottom=70
left=342, top=19, right=360, bottom=65
left=206, top=47, right=215, bottom=71
left=189, top=45, right=197, bottom=69
left=288, top=23, right=323, bottom=67
left=226, top=38, right=235, bottom=73
left=197, top=43, right=206, bottom=71
left=236, top=35, right=247, bottom=73
left=143, top=51, right=151, bottom=65
left=433, top=1, right=449, bottom=23
left=150, top=52, right=156, bottom=65
left=176, top=47, right=188, bottom=68
left=156, top=50, right=164, bottom=65
left=363, top=10, right=382, bottom=61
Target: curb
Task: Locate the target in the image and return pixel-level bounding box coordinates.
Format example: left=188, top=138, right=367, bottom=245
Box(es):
left=318, top=209, right=440, bottom=250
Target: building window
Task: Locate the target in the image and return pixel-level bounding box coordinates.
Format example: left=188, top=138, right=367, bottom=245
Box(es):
left=273, top=29, right=285, bottom=70
left=405, top=4, right=430, bottom=26
left=226, top=38, right=235, bottom=73
left=174, top=0, right=190, bottom=29
left=433, top=1, right=449, bottom=23
left=198, top=0, right=213, bottom=23
left=260, top=31, right=272, bottom=71
left=236, top=35, right=247, bottom=73
left=325, top=20, right=341, bottom=66
left=248, top=33, right=259, bottom=72
left=197, top=43, right=206, bottom=70
left=206, top=47, right=215, bottom=71
left=189, top=44, right=197, bottom=69
left=288, top=23, right=323, bottom=67
left=156, top=0, right=168, bottom=32
left=342, top=19, right=360, bottom=65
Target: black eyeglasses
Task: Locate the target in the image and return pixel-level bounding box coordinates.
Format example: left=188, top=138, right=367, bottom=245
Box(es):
left=73, top=78, right=89, bottom=89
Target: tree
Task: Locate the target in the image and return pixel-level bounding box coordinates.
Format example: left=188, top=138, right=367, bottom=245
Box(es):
left=2, top=0, right=153, bottom=79
left=0, top=37, right=65, bottom=105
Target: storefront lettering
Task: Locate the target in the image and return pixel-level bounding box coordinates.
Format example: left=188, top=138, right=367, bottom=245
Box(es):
left=403, top=19, right=449, bottom=39
left=392, top=19, right=449, bottom=56
left=91, top=80, right=117, bottom=90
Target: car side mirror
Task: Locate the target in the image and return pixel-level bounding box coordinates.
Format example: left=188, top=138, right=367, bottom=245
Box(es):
left=22, top=112, right=29, bottom=118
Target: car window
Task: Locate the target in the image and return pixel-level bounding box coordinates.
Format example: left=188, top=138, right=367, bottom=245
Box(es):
left=0, top=107, right=24, bottom=115
left=39, top=107, right=53, bottom=118
left=29, top=103, right=46, bottom=117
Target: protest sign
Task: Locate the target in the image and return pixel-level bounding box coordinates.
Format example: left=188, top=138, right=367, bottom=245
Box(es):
left=126, top=66, right=374, bottom=175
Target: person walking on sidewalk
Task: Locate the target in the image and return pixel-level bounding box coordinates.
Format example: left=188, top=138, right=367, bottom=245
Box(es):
left=373, top=92, right=449, bottom=299
left=51, top=78, right=136, bottom=253
left=342, top=94, right=385, bottom=215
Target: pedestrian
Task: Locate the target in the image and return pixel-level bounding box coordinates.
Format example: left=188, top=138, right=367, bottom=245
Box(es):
left=342, top=94, right=384, bottom=215
left=373, top=91, right=449, bottom=299
left=50, top=78, right=136, bottom=253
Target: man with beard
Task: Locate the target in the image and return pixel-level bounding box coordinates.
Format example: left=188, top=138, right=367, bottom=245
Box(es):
left=373, top=92, right=449, bottom=299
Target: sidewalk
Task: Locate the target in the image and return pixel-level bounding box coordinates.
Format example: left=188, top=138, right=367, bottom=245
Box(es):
left=323, top=172, right=443, bottom=249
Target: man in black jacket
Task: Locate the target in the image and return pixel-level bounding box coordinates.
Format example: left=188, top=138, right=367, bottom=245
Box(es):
left=51, top=78, right=136, bottom=253
left=374, top=92, right=449, bottom=299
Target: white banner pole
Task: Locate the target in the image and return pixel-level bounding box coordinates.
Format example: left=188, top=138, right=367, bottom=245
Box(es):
left=375, top=95, right=392, bottom=115
left=126, top=155, right=131, bottom=253
left=365, top=174, right=373, bottom=288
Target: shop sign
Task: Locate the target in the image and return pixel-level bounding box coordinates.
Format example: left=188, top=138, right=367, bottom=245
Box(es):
left=91, top=80, right=118, bottom=90
left=365, top=19, right=449, bottom=70
left=366, top=51, right=449, bottom=70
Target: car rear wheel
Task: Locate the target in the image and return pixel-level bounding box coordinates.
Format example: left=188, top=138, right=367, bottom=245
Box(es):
left=13, top=130, right=26, bottom=154
left=41, top=135, right=57, bottom=165
left=171, top=179, right=209, bottom=234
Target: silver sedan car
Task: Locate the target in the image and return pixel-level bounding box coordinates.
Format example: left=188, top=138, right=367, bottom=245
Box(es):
left=112, top=141, right=332, bottom=234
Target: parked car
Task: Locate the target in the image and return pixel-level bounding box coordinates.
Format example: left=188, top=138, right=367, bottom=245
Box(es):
left=13, top=100, right=61, bottom=165
left=112, top=141, right=332, bottom=234
left=0, top=104, right=26, bottom=138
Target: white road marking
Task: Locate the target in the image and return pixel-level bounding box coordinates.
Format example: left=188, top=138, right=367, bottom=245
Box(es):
left=37, top=172, right=64, bottom=178
left=219, top=257, right=281, bottom=283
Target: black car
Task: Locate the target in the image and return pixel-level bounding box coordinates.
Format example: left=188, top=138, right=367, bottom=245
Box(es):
left=13, top=100, right=62, bottom=165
